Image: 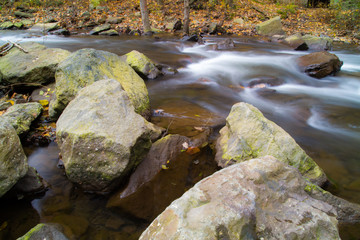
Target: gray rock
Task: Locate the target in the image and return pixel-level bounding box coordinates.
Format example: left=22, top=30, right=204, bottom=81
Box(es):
left=0, top=101, right=12, bottom=111
left=89, top=23, right=111, bottom=35
left=124, top=50, right=161, bottom=79
left=20, top=19, right=34, bottom=28
left=2, top=102, right=42, bottom=135
left=140, top=156, right=340, bottom=240
left=284, top=33, right=309, bottom=50
left=0, top=119, right=28, bottom=197
left=106, top=16, right=123, bottom=24
left=302, top=35, right=333, bottom=50
left=305, top=183, right=360, bottom=224
left=215, top=102, right=327, bottom=186
left=107, top=134, right=216, bottom=220
left=49, top=48, right=150, bottom=120
left=14, top=22, right=24, bottom=29
left=296, top=51, right=343, bottom=78
left=213, top=38, right=235, bottom=50
left=0, top=42, right=70, bottom=86
left=56, top=79, right=160, bottom=193
left=256, top=16, right=285, bottom=36
left=233, top=17, right=244, bottom=25
left=0, top=21, right=14, bottom=29
left=29, top=22, right=59, bottom=32
left=209, top=22, right=222, bottom=34
left=17, top=223, right=69, bottom=240
left=99, top=29, right=119, bottom=36
left=14, top=11, right=34, bottom=19
left=14, top=166, right=48, bottom=196
left=165, top=19, right=182, bottom=31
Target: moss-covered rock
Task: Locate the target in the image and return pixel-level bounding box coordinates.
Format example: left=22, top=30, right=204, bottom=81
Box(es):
left=215, top=102, right=327, bottom=186
left=1, top=102, right=42, bottom=135
left=140, top=156, right=340, bottom=239
left=0, top=118, right=28, bottom=197
left=29, top=22, right=59, bottom=32
left=89, top=24, right=111, bottom=35
left=302, top=34, right=333, bottom=50
left=17, top=223, right=69, bottom=240
left=49, top=48, right=150, bottom=120
left=256, top=16, right=285, bottom=36
left=0, top=21, right=14, bottom=29
left=284, top=33, right=308, bottom=50
left=56, top=79, right=159, bottom=193
left=124, top=50, right=161, bottom=79
left=0, top=42, right=70, bottom=86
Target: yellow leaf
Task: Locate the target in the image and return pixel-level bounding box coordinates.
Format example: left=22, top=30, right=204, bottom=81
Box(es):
left=6, top=100, right=14, bottom=105
left=39, top=99, right=49, bottom=106
left=161, top=164, right=169, bottom=170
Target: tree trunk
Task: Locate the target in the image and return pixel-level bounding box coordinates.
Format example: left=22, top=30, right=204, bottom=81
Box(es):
left=184, top=0, right=190, bottom=35
left=140, top=0, right=151, bottom=33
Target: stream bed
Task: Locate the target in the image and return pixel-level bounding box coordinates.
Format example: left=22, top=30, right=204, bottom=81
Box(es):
left=0, top=31, right=360, bottom=239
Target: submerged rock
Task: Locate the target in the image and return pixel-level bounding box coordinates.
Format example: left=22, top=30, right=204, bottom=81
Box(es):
left=140, top=156, right=340, bottom=239
left=213, top=38, right=235, bottom=50
left=1, top=102, right=42, bottom=135
left=123, top=50, right=161, bottom=79
left=14, top=167, right=48, bottom=197
left=0, top=42, right=70, bottom=86
left=0, top=119, right=28, bottom=198
left=256, top=16, right=285, bottom=36
left=107, top=133, right=217, bottom=220
left=17, top=223, right=69, bottom=240
left=56, top=79, right=160, bottom=193
left=297, top=51, right=343, bottom=78
left=215, top=102, right=327, bottom=186
left=49, top=48, right=150, bottom=120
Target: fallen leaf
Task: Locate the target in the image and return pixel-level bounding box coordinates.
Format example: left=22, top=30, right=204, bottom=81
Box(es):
left=161, top=164, right=169, bottom=170
left=186, top=147, right=200, bottom=155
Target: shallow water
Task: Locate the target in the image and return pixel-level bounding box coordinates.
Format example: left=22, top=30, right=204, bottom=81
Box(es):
left=1, top=31, right=360, bottom=239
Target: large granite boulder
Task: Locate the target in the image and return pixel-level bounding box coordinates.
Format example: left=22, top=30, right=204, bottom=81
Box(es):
left=49, top=48, right=150, bottom=120
left=215, top=102, right=327, bottom=186
left=0, top=119, right=28, bottom=197
left=302, top=35, right=333, bottom=50
left=296, top=51, right=343, bottom=78
left=123, top=50, right=161, bottom=79
left=17, top=223, right=69, bottom=240
left=1, top=102, right=42, bottom=135
left=56, top=79, right=161, bottom=193
left=255, top=16, right=285, bottom=36
left=140, top=156, right=340, bottom=239
left=0, top=42, right=70, bottom=86
left=107, top=133, right=218, bottom=220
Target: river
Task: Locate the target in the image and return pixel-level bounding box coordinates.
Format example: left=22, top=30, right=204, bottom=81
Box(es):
left=0, top=31, right=359, bottom=239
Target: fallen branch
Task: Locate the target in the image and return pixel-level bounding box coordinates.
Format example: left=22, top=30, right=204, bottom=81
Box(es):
left=9, top=40, right=29, bottom=53
left=0, top=42, right=14, bottom=56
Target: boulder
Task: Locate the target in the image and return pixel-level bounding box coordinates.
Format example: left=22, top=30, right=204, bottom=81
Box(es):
left=14, top=11, right=34, bottom=19
left=165, top=19, right=182, bottom=31
left=256, top=16, right=285, bottom=36
left=107, top=134, right=217, bottom=220
left=99, top=29, right=119, bottom=36
left=49, top=29, right=70, bottom=36
left=233, top=17, right=244, bottom=25
left=49, top=48, right=150, bottom=120
left=140, top=156, right=340, bottom=239
left=284, top=33, right=308, bottom=50
left=296, top=51, right=343, bottom=78
left=215, top=102, right=327, bottom=186
left=29, top=22, right=59, bottom=32
left=0, top=119, right=28, bottom=198
left=14, top=22, right=24, bottom=29
left=0, top=101, right=12, bottom=111
left=305, top=183, right=360, bottom=224
left=2, top=102, right=43, bottom=135
left=123, top=50, right=161, bottom=79
left=209, top=22, right=223, bottom=35
left=0, top=21, right=14, bottom=29
left=0, top=42, right=70, bottom=86
left=302, top=35, right=333, bottom=50
left=56, top=79, right=160, bottom=193
left=213, top=38, right=235, bottom=50
left=89, top=24, right=111, bottom=35
left=14, top=167, right=48, bottom=197
left=17, top=223, right=69, bottom=240
left=20, top=19, right=34, bottom=28
left=181, top=34, right=204, bottom=43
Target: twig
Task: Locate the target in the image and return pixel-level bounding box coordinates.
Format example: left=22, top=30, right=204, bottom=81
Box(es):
left=0, top=42, right=14, bottom=56
left=9, top=40, right=29, bottom=53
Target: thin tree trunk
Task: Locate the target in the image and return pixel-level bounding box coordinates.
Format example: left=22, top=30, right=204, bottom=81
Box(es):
left=140, top=0, right=151, bottom=33
left=184, top=0, right=190, bottom=35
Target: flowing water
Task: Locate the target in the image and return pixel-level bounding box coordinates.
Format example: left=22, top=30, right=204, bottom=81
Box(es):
left=1, top=31, right=360, bottom=239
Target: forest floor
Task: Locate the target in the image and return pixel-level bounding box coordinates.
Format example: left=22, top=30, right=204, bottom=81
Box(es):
left=0, top=0, right=359, bottom=44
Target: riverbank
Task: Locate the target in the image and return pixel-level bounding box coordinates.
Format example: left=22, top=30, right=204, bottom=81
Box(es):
left=0, top=0, right=359, bottom=45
